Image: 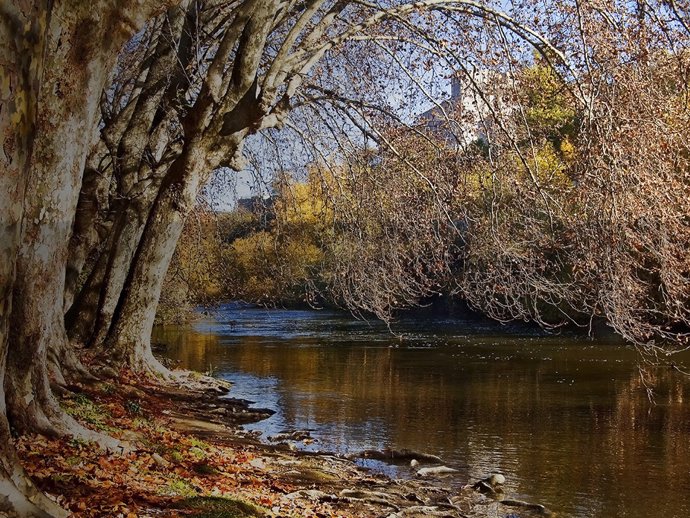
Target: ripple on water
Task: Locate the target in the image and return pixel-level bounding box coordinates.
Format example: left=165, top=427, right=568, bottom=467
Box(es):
left=155, top=303, right=690, bottom=518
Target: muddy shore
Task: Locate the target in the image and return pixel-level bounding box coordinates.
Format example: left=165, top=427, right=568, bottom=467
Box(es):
left=147, top=370, right=553, bottom=517
left=21, top=369, right=552, bottom=517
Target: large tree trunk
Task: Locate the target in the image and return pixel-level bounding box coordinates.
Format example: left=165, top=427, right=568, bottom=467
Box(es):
left=0, top=384, right=65, bottom=518
left=0, top=3, right=70, bottom=516
left=6, top=0, right=176, bottom=436
left=63, top=146, right=114, bottom=315
left=7, top=1, right=113, bottom=437
left=103, top=0, right=279, bottom=373
left=68, top=2, right=192, bottom=350
left=91, top=191, right=160, bottom=347
left=105, top=143, right=212, bottom=374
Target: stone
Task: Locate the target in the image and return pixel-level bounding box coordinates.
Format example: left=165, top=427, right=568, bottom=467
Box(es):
left=152, top=453, right=170, bottom=468
left=488, top=473, right=505, bottom=486
left=472, top=473, right=506, bottom=493
left=249, top=458, right=266, bottom=469
left=416, top=466, right=459, bottom=477
left=501, top=499, right=550, bottom=515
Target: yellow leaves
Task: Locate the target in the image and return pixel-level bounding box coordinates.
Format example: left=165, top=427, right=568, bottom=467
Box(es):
left=274, top=172, right=334, bottom=229
left=520, top=61, right=577, bottom=141
left=559, top=136, right=576, bottom=163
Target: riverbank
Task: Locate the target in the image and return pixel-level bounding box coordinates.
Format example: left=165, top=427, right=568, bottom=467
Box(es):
left=21, top=369, right=551, bottom=517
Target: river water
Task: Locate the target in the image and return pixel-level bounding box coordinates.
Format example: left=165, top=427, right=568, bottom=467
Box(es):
left=153, top=302, right=690, bottom=518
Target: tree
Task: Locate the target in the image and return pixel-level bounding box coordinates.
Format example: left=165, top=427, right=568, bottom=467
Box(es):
left=1, top=0, right=689, bottom=514
left=65, top=0, right=593, bottom=374
left=0, top=0, right=174, bottom=514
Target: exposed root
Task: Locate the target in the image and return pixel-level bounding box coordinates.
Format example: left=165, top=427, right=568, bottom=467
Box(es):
left=49, top=411, right=126, bottom=453
left=94, top=341, right=172, bottom=382
left=0, top=478, right=66, bottom=518
left=11, top=386, right=126, bottom=453
left=48, top=340, right=99, bottom=387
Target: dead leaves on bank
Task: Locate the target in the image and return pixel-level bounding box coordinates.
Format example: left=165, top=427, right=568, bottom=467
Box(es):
left=14, top=381, right=350, bottom=518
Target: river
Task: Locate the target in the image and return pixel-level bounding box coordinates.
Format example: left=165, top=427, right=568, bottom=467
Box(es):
left=153, top=302, right=690, bottom=518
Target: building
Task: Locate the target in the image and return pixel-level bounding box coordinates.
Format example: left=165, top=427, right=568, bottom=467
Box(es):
left=416, top=70, right=505, bottom=149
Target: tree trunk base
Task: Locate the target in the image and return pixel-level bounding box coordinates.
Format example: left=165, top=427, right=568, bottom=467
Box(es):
left=99, top=341, right=171, bottom=380
left=0, top=476, right=67, bottom=518
left=48, top=341, right=99, bottom=388
left=0, top=411, right=69, bottom=518
left=7, top=366, right=123, bottom=452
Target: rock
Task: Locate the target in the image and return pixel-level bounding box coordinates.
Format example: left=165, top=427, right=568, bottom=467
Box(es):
left=356, top=448, right=443, bottom=464
left=416, top=466, right=459, bottom=477
left=249, top=458, right=266, bottom=469
left=501, top=499, right=550, bottom=515
left=472, top=473, right=505, bottom=493
left=386, top=505, right=456, bottom=517
left=151, top=453, right=170, bottom=468
left=472, top=480, right=495, bottom=494
left=340, top=489, right=390, bottom=500
left=410, top=459, right=420, bottom=468
left=268, top=430, right=313, bottom=442
left=285, top=489, right=333, bottom=501
left=487, top=473, right=505, bottom=486
left=404, top=492, right=425, bottom=504
left=339, top=489, right=398, bottom=510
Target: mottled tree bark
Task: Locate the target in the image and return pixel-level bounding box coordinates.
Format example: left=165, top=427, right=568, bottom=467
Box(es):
left=0, top=3, right=71, bottom=516
left=105, top=143, right=212, bottom=374
left=5, top=0, right=177, bottom=436
left=63, top=144, right=114, bottom=315
left=68, top=2, right=193, bottom=351
left=104, top=0, right=279, bottom=373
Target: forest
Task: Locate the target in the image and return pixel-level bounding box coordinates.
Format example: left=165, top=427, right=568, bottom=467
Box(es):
left=165, top=58, right=690, bottom=351
left=0, top=0, right=689, bottom=516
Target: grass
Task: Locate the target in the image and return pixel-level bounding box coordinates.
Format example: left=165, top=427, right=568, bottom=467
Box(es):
left=179, top=496, right=266, bottom=518
left=161, top=477, right=198, bottom=497
left=192, top=462, right=218, bottom=475
left=189, top=437, right=211, bottom=449
left=62, top=394, right=118, bottom=433
left=171, top=450, right=184, bottom=463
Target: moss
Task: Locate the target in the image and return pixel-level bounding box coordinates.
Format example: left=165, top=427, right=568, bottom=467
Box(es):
left=189, top=446, right=207, bottom=460
left=171, top=450, right=184, bottom=463
left=62, top=395, right=117, bottom=432
left=132, top=417, right=151, bottom=430
left=65, top=456, right=82, bottom=467
left=161, top=477, right=198, bottom=497
left=179, top=496, right=266, bottom=518
left=98, top=382, right=116, bottom=395
left=189, top=437, right=211, bottom=450
left=283, top=467, right=338, bottom=483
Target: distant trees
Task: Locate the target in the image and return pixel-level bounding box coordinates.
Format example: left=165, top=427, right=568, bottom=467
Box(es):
left=199, top=50, right=690, bottom=353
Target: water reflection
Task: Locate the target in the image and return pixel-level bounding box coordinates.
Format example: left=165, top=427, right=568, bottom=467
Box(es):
left=153, top=304, right=690, bottom=518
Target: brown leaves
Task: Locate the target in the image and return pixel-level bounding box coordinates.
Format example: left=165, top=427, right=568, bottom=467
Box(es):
left=14, top=380, right=369, bottom=518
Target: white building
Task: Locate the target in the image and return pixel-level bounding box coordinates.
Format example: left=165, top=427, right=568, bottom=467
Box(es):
left=416, top=70, right=505, bottom=149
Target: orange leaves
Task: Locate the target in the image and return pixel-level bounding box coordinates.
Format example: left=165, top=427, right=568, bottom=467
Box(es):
left=15, top=377, right=380, bottom=517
